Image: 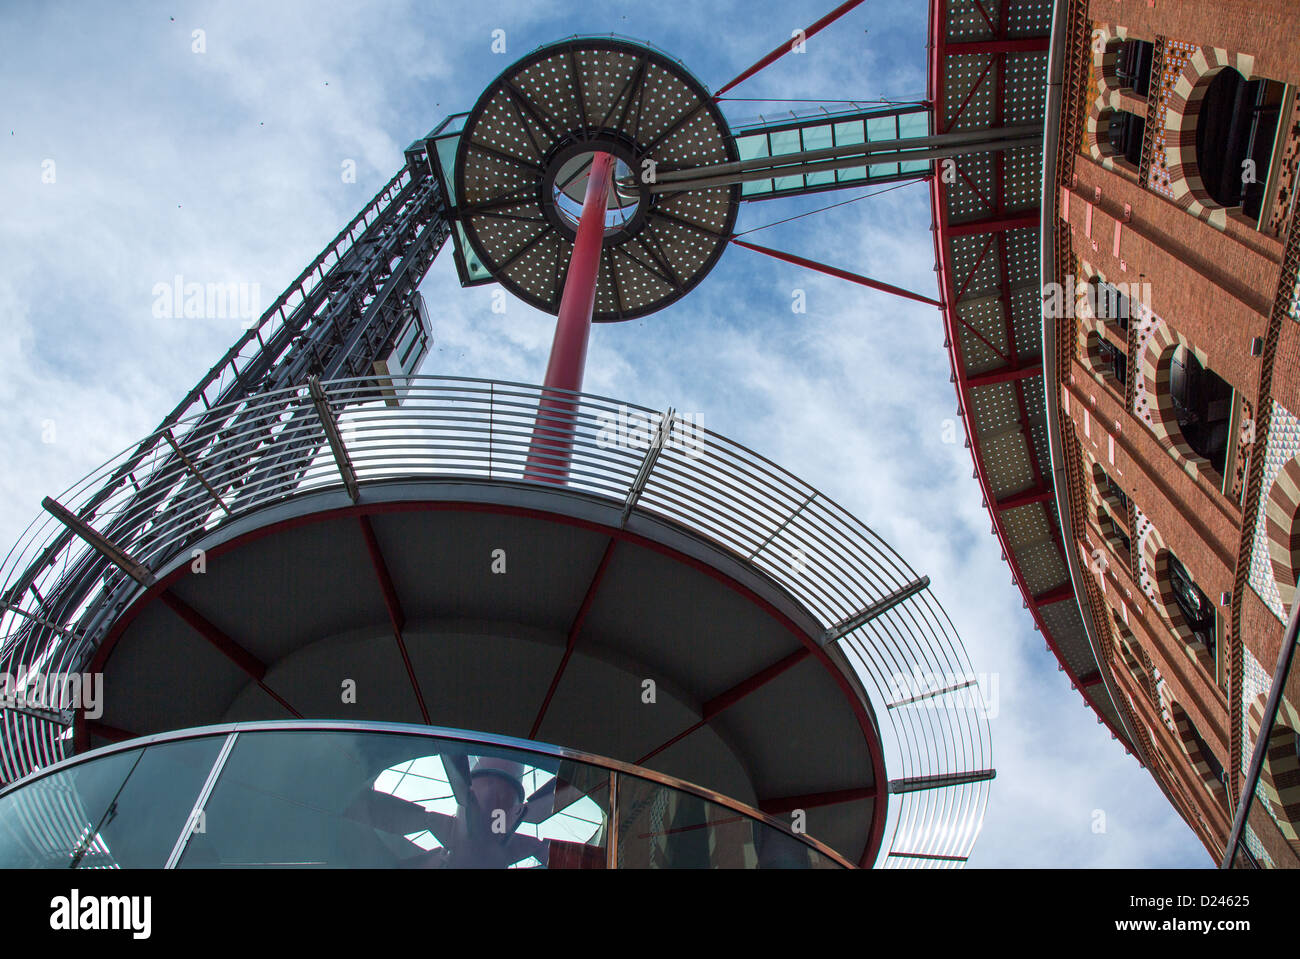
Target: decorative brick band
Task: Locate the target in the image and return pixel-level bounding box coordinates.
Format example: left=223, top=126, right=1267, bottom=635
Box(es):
left=1163, top=46, right=1258, bottom=230
left=1264, top=454, right=1300, bottom=612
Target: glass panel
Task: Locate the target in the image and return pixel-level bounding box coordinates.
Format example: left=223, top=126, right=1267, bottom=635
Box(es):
left=82, top=736, right=224, bottom=868
left=833, top=120, right=865, bottom=146
left=453, top=222, right=492, bottom=283
left=805, top=171, right=836, bottom=188
left=836, top=166, right=867, bottom=183
left=801, top=124, right=833, bottom=152
left=0, top=748, right=142, bottom=868
left=614, top=775, right=841, bottom=869
left=742, top=179, right=774, bottom=196
left=900, top=159, right=930, bottom=175
left=179, top=730, right=610, bottom=868
left=898, top=111, right=929, bottom=140
left=735, top=133, right=770, bottom=161
left=866, top=115, right=898, bottom=142
left=434, top=135, right=461, bottom=203
left=869, top=162, right=901, bottom=179
left=769, top=130, right=801, bottom=157
left=773, top=174, right=804, bottom=193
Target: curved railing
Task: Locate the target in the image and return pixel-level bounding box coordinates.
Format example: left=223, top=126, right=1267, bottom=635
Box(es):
left=0, top=720, right=852, bottom=869
left=0, top=375, right=993, bottom=867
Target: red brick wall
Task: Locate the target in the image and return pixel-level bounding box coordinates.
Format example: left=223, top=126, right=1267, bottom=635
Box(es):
left=1090, top=0, right=1300, bottom=86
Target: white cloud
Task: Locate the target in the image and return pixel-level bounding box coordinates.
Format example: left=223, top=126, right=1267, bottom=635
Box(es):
left=0, top=0, right=1204, bottom=866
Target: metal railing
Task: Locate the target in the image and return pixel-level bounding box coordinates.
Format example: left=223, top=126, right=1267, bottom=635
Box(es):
left=0, top=375, right=992, bottom=867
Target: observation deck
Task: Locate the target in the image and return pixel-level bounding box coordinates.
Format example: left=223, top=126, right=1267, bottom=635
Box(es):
left=1, top=376, right=992, bottom=866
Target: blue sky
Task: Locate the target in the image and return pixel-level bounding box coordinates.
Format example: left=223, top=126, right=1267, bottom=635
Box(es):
left=0, top=0, right=1206, bottom=866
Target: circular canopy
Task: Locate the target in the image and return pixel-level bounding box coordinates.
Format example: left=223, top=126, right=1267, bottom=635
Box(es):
left=455, top=37, right=740, bottom=321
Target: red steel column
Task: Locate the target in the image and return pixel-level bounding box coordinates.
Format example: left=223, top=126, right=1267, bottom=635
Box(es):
left=526, top=151, right=615, bottom=482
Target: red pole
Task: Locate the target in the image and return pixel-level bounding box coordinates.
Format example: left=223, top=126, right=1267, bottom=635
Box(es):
left=525, top=151, right=615, bottom=482
left=713, top=0, right=869, bottom=99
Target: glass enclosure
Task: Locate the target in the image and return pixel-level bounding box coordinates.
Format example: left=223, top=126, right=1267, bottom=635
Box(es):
left=0, top=723, right=848, bottom=869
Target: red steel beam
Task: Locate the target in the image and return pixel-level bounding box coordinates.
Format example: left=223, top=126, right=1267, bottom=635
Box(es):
left=83, top=720, right=138, bottom=744
left=948, top=37, right=1049, bottom=55
left=358, top=514, right=429, bottom=725
left=732, top=238, right=944, bottom=308
left=1032, top=583, right=1075, bottom=607
left=713, top=0, right=869, bottom=99
left=636, top=648, right=811, bottom=764
left=758, top=785, right=877, bottom=815
left=530, top=537, right=618, bottom=739
left=995, top=484, right=1053, bottom=511
left=158, top=591, right=301, bottom=717
left=945, top=212, right=1038, bottom=236
left=965, top=362, right=1043, bottom=388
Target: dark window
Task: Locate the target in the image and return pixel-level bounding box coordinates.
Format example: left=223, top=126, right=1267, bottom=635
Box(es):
left=1095, top=281, right=1131, bottom=331
left=1168, top=347, right=1233, bottom=475
left=1195, top=69, right=1284, bottom=218
left=1107, top=110, right=1145, bottom=166
left=1116, top=39, right=1155, bottom=97
left=1101, top=505, right=1131, bottom=561
left=1098, top=337, right=1128, bottom=388
left=1105, top=473, right=1130, bottom=513
left=1169, top=553, right=1216, bottom=660
left=1188, top=721, right=1227, bottom=788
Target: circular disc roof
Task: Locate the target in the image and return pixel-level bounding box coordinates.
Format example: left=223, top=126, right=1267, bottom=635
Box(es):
left=455, top=37, right=740, bottom=321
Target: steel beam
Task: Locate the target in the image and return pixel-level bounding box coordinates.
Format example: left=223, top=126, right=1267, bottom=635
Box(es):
left=758, top=785, right=876, bottom=815
left=822, top=576, right=931, bottom=645
left=654, top=134, right=1042, bottom=193
left=945, top=212, right=1039, bottom=236
left=308, top=376, right=359, bottom=503
left=733, top=239, right=943, bottom=308
left=1032, top=583, right=1075, bottom=607
left=994, top=484, right=1053, bottom=511
left=966, top=362, right=1043, bottom=388
left=41, top=497, right=156, bottom=588
left=357, top=515, right=429, bottom=725
left=620, top=410, right=674, bottom=527
left=530, top=538, right=618, bottom=739
left=888, top=768, right=997, bottom=794
left=713, top=0, right=869, bottom=98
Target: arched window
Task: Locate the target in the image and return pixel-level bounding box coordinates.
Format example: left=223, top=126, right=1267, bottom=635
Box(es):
left=1187, top=719, right=1227, bottom=790
left=1195, top=68, right=1285, bottom=218
left=1098, top=503, right=1131, bottom=564
left=1099, top=337, right=1127, bottom=388
left=1168, top=346, right=1233, bottom=476
left=1167, top=552, right=1216, bottom=663
left=1115, top=38, right=1155, bottom=97
left=1107, top=109, right=1146, bottom=167
left=1089, top=278, right=1131, bottom=332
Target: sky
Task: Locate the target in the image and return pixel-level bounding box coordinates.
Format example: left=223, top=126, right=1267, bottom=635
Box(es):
left=0, top=0, right=1207, bottom=866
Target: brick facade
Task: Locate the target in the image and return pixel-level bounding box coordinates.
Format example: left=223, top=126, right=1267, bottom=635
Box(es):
left=1054, top=0, right=1300, bottom=864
